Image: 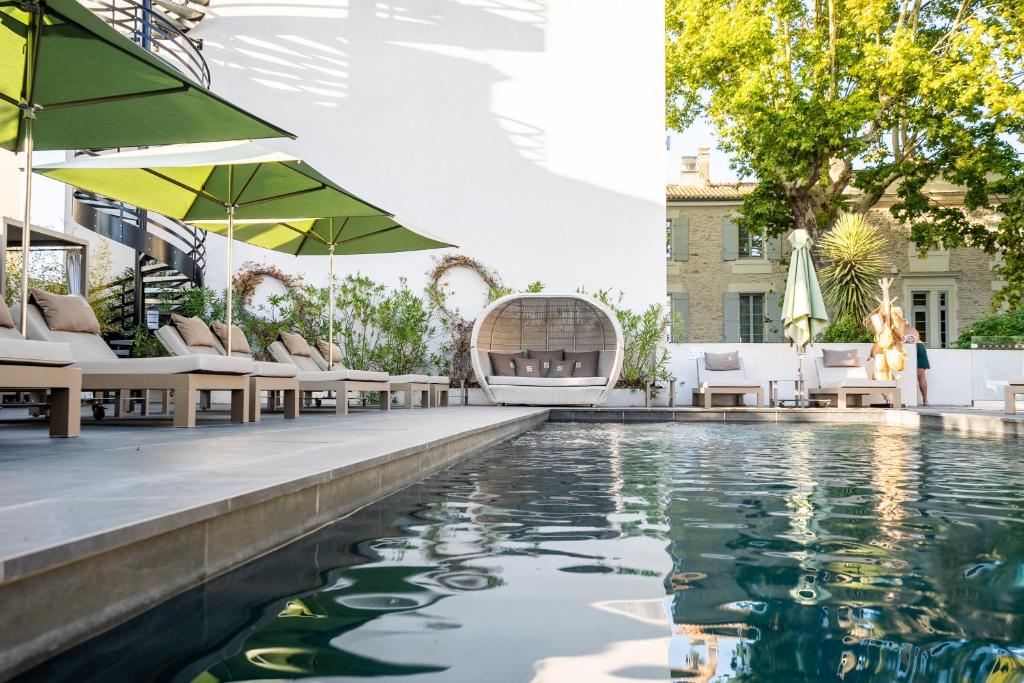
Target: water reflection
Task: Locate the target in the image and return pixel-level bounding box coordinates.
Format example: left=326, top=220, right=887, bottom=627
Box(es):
left=18, top=424, right=1024, bottom=682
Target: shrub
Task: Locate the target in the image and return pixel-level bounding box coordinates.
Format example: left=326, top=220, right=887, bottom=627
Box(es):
left=587, top=289, right=673, bottom=390
left=820, top=314, right=873, bottom=343
left=954, top=309, right=1024, bottom=348
left=819, top=213, right=886, bottom=322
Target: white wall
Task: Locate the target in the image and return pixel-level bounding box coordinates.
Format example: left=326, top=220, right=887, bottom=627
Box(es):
left=191, top=0, right=666, bottom=320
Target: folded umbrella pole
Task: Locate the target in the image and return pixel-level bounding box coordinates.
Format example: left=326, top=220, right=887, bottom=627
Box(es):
left=781, top=229, right=829, bottom=406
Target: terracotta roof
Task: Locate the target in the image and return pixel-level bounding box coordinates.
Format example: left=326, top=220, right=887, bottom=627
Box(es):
left=667, top=182, right=757, bottom=201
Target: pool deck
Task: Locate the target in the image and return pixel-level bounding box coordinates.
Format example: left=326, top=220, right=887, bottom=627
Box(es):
left=0, top=402, right=1019, bottom=679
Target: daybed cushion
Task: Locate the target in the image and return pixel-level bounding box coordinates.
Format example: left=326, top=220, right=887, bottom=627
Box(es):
left=253, top=361, right=298, bottom=378
left=74, top=354, right=254, bottom=375
left=705, top=350, right=740, bottom=371
left=487, top=376, right=608, bottom=387
left=513, top=356, right=542, bottom=377
left=822, top=348, right=860, bottom=367
left=527, top=349, right=564, bottom=375
left=547, top=360, right=571, bottom=378
left=279, top=331, right=312, bottom=357
left=565, top=350, right=599, bottom=377
left=0, top=337, right=74, bottom=366
left=297, top=368, right=389, bottom=382
left=391, top=374, right=450, bottom=384
left=211, top=321, right=251, bottom=354
left=32, top=290, right=100, bottom=334
left=0, top=299, right=13, bottom=329
left=488, top=351, right=521, bottom=377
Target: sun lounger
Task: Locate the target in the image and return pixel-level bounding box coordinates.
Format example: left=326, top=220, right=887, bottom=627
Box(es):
left=21, top=292, right=253, bottom=427
left=692, top=351, right=763, bottom=407
left=268, top=336, right=391, bottom=415
left=809, top=351, right=901, bottom=408
left=1006, top=378, right=1024, bottom=414
left=309, top=345, right=450, bottom=409
left=1, top=308, right=81, bottom=437
left=154, top=322, right=299, bottom=422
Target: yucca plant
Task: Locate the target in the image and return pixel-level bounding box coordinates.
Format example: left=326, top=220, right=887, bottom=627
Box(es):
left=818, top=213, right=887, bottom=323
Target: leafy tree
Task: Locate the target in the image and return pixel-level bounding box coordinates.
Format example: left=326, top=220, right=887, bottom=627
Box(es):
left=666, top=0, right=1024, bottom=307
left=953, top=308, right=1024, bottom=348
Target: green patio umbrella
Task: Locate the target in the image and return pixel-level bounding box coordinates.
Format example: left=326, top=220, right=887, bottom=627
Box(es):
left=192, top=215, right=456, bottom=366
left=3, top=0, right=293, bottom=331
left=781, top=228, right=829, bottom=406
left=35, top=140, right=393, bottom=354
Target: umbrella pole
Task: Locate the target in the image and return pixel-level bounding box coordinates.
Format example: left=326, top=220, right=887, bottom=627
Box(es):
left=796, top=346, right=806, bottom=408
left=328, top=244, right=335, bottom=367
left=18, top=109, right=35, bottom=336
left=225, top=165, right=234, bottom=357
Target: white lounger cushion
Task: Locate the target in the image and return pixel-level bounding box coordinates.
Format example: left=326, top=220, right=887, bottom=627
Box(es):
left=0, top=337, right=74, bottom=366
left=296, top=369, right=389, bottom=382
left=488, top=376, right=608, bottom=387
left=819, top=378, right=898, bottom=389
left=155, top=326, right=295, bottom=378
left=1009, top=377, right=1024, bottom=386
left=75, top=355, right=254, bottom=375
left=253, top=361, right=298, bottom=378
left=391, top=374, right=449, bottom=384
left=700, top=378, right=762, bottom=388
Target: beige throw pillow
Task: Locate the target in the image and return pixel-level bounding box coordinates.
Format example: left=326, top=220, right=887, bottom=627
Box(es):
left=32, top=289, right=101, bottom=334
left=0, top=299, right=13, bottom=329
left=704, top=350, right=740, bottom=371
left=211, top=320, right=251, bottom=354
left=171, top=313, right=218, bottom=348
left=822, top=348, right=860, bottom=367
left=279, top=330, right=312, bottom=357
left=317, top=340, right=343, bottom=367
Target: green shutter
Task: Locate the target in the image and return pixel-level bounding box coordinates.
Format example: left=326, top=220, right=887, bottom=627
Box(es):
left=767, top=234, right=783, bottom=260
left=722, top=218, right=738, bottom=261
left=670, top=292, right=689, bottom=342
left=764, top=292, right=784, bottom=341
left=723, top=292, right=740, bottom=342
left=672, top=217, right=689, bottom=262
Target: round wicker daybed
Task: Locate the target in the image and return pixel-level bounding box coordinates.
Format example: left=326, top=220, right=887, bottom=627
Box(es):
left=470, top=293, right=624, bottom=406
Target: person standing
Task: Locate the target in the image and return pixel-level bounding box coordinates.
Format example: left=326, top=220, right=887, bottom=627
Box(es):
left=903, top=321, right=930, bottom=405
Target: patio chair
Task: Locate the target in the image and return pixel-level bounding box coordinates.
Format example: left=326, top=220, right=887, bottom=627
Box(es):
left=1006, top=378, right=1024, bottom=414
left=268, top=332, right=391, bottom=415
left=20, top=291, right=252, bottom=427
left=154, top=318, right=299, bottom=422
left=1, top=302, right=81, bottom=437
left=808, top=349, right=901, bottom=409
left=311, top=340, right=450, bottom=409
left=692, top=351, right=763, bottom=408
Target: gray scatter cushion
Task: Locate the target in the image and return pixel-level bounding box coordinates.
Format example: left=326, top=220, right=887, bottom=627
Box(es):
left=822, top=348, right=860, bottom=367
left=279, top=330, right=312, bottom=357
left=565, top=350, right=600, bottom=377
left=0, top=299, right=13, bottom=328
left=704, top=350, right=740, bottom=371
left=488, top=351, right=522, bottom=377
left=513, top=355, right=542, bottom=378
left=527, top=349, right=564, bottom=376
left=546, top=359, right=572, bottom=378
left=32, top=289, right=101, bottom=335
left=171, top=313, right=218, bottom=348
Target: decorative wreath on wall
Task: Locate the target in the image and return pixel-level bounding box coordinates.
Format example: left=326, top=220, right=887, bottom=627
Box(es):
left=233, top=261, right=304, bottom=305
left=427, top=255, right=505, bottom=383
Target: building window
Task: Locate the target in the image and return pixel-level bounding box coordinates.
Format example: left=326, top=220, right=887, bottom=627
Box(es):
left=910, top=289, right=952, bottom=348
left=739, top=293, right=765, bottom=342
left=666, top=218, right=672, bottom=260
left=737, top=222, right=765, bottom=259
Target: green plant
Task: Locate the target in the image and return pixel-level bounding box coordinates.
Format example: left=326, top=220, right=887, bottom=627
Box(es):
left=954, top=309, right=1024, bottom=349
left=587, top=289, right=674, bottom=391
left=820, top=314, right=873, bottom=343
left=818, top=213, right=886, bottom=323
left=131, top=326, right=169, bottom=358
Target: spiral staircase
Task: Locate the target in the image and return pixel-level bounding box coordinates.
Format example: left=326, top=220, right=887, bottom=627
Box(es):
left=76, top=0, right=212, bottom=350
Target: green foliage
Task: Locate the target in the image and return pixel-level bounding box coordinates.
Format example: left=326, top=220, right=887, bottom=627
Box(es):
left=131, top=326, right=169, bottom=358
left=820, top=314, right=873, bottom=343
left=666, top=0, right=1024, bottom=306
left=954, top=309, right=1024, bottom=349
left=587, top=289, right=674, bottom=389
left=818, top=213, right=886, bottom=322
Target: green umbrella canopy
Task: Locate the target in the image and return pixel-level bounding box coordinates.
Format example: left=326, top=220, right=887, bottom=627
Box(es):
left=1, top=0, right=293, bottom=151
left=191, top=215, right=456, bottom=255
left=33, top=140, right=389, bottom=220
left=782, top=229, right=829, bottom=349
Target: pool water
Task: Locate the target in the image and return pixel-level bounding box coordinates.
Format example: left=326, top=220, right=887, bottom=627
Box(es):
left=21, top=423, right=1024, bottom=682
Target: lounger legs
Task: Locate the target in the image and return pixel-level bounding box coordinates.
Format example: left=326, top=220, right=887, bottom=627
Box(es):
left=248, top=378, right=299, bottom=422
left=49, top=371, right=81, bottom=438
left=336, top=382, right=349, bottom=416
left=379, top=391, right=391, bottom=410
left=430, top=386, right=449, bottom=407
left=172, top=388, right=198, bottom=428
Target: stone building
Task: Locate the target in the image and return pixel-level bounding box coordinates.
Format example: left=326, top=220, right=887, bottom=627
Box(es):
left=666, top=149, right=999, bottom=347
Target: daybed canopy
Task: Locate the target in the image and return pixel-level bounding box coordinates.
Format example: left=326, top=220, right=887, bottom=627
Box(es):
left=470, top=293, right=623, bottom=406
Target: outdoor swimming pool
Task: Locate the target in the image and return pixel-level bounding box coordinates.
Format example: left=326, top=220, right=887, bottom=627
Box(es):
left=21, top=423, right=1024, bottom=682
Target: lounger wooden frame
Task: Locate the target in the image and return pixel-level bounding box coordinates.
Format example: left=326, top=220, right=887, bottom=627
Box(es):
left=298, top=378, right=390, bottom=415
left=1006, top=383, right=1024, bottom=414
left=2, top=365, right=81, bottom=437
left=249, top=376, right=299, bottom=422
left=431, top=383, right=450, bottom=407
left=692, top=386, right=764, bottom=408
left=82, top=373, right=248, bottom=427
left=808, top=386, right=902, bottom=409
left=392, top=381, right=430, bottom=409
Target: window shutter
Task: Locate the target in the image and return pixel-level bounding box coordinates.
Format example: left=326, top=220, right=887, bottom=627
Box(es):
left=723, top=293, right=740, bottom=342
left=764, top=292, right=784, bottom=341
left=670, top=292, right=689, bottom=343
left=722, top=218, right=738, bottom=261
left=767, top=234, right=783, bottom=260
left=672, top=217, right=689, bottom=262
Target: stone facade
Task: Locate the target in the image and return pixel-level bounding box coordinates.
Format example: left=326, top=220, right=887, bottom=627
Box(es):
left=666, top=153, right=1000, bottom=347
